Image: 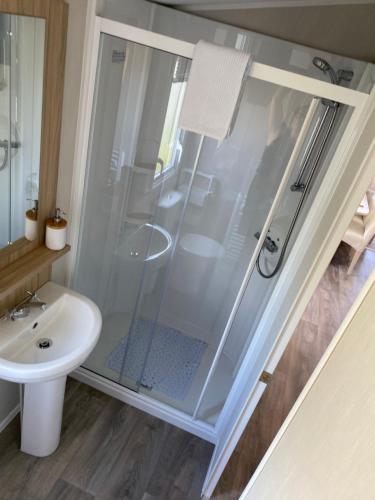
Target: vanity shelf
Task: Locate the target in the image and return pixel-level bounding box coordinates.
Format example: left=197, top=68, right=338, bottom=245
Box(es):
left=0, top=244, right=70, bottom=301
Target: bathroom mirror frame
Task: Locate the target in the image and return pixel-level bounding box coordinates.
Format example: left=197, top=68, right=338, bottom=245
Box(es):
left=0, top=0, right=68, bottom=267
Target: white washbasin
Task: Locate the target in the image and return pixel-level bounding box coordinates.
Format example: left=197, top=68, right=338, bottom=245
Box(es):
left=0, top=282, right=102, bottom=457
left=0, top=282, right=102, bottom=383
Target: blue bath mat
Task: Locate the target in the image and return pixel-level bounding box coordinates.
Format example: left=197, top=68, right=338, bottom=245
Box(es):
left=106, top=319, right=207, bottom=401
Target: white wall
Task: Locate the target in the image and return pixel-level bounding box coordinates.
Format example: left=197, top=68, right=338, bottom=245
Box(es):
left=98, top=0, right=154, bottom=29
left=56, top=0, right=89, bottom=213
left=0, top=380, right=18, bottom=427
left=52, top=0, right=90, bottom=284
left=242, top=270, right=375, bottom=500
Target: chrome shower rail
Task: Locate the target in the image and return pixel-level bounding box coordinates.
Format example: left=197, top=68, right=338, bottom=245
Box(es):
left=291, top=105, right=331, bottom=192
left=256, top=102, right=340, bottom=279
left=256, top=58, right=351, bottom=279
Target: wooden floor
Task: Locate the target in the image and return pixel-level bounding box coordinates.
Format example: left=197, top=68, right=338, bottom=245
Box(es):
left=0, top=379, right=213, bottom=500
left=214, top=243, right=375, bottom=499
left=1, top=244, right=374, bottom=500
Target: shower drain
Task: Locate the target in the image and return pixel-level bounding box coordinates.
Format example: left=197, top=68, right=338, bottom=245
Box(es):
left=36, top=338, right=53, bottom=350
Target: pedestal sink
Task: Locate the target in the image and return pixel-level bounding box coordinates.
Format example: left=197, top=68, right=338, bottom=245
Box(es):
left=0, top=282, right=102, bottom=457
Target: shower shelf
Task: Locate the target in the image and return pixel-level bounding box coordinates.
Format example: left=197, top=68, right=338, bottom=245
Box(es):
left=0, top=244, right=70, bottom=301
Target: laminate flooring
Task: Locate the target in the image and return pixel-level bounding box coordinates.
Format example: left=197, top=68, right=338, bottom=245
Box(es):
left=1, top=244, right=373, bottom=500
left=214, top=243, right=375, bottom=499
left=0, top=379, right=213, bottom=500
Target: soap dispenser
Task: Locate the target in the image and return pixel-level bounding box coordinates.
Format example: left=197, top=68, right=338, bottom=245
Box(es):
left=45, top=208, right=67, bottom=251
left=25, top=199, right=38, bottom=241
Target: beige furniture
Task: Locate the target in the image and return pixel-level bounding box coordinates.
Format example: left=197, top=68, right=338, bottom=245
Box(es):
left=241, top=275, right=375, bottom=500
left=342, top=192, right=375, bottom=274
left=357, top=193, right=369, bottom=215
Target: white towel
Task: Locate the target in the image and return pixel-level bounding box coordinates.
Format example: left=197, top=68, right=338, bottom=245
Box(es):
left=179, top=40, right=251, bottom=141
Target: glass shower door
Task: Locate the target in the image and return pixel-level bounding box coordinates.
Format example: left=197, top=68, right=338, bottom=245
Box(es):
left=74, top=33, right=193, bottom=391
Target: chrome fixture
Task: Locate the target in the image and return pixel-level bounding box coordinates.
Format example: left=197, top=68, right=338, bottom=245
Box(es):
left=256, top=58, right=353, bottom=279
left=254, top=231, right=278, bottom=254
left=5, top=291, right=47, bottom=320
left=36, top=338, right=53, bottom=350
left=0, top=138, right=21, bottom=171
left=312, top=57, right=353, bottom=85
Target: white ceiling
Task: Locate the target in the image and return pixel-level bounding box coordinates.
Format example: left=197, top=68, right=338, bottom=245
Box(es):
left=157, top=0, right=375, bottom=10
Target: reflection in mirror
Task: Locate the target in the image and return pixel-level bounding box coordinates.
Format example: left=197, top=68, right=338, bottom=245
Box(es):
left=0, top=13, right=45, bottom=248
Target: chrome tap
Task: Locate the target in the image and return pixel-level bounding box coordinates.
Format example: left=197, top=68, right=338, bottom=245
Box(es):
left=6, top=291, right=47, bottom=321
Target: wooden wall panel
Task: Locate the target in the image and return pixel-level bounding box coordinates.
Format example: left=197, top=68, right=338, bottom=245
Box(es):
left=0, top=267, right=50, bottom=317
left=0, top=0, right=68, bottom=313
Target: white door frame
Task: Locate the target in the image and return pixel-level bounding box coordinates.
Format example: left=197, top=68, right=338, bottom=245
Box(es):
left=64, top=14, right=375, bottom=499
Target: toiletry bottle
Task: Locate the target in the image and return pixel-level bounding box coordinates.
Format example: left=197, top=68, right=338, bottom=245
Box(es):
left=25, top=199, right=38, bottom=241
left=45, top=208, right=67, bottom=251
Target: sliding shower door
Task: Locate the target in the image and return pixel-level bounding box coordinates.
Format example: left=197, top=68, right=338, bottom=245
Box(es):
left=74, top=33, right=193, bottom=391
left=74, top=27, right=320, bottom=419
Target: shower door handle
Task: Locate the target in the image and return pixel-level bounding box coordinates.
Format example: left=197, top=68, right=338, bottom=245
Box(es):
left=0, top=139, right=9, bottom=171
left=0, top=38, right=6, bottom=90
left=0, top=140, right=21, bottom=171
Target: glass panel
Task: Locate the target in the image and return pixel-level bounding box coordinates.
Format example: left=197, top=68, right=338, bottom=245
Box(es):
left=131, top=81, right=313, bottom=419
left=0, top=14, right=44, bottom=248
left=10, top=15, right=44, bottom=243
left=195, top=100, right=350, bottom=425
left=0, top=14, right=11, bottom=247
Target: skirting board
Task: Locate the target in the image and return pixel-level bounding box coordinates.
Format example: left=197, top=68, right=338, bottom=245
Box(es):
left=0, top=404, right=20, bottom=434
left=72, top=367, right=217, bottom=444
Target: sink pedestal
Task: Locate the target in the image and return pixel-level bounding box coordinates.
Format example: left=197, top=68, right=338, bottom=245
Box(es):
left=0, top=282, right=102, bottom=457
left=21, top=376, right=67, bottom=457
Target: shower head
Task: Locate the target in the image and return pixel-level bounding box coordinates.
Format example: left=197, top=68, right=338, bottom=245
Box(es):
left=312, top=57, right=354, bottom=86
left=312, top=57, right=338, bottom=85
left=313, top=57, right=331, bottom=72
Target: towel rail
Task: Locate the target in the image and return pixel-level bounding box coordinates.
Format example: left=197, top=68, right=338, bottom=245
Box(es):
left=98, top=17, right=369, bottom=109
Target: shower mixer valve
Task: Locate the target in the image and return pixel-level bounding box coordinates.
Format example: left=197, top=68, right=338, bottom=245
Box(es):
left=290, top=182, right=306, bottom=192
left=254, top=231, right=279, bottom=254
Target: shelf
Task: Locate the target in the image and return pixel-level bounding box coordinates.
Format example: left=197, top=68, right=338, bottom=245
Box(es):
left=0, top=244, right=70, bottom=301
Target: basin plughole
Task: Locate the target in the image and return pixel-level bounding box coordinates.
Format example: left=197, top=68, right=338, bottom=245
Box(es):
left=0, top=282, right=102, bottom=457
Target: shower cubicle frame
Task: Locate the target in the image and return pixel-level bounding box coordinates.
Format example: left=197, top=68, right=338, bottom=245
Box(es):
left=66, top=13, right=375, bottom=498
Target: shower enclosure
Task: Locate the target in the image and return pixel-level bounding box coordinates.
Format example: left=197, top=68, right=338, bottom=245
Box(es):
left=70, top=15, right=371, bottom=498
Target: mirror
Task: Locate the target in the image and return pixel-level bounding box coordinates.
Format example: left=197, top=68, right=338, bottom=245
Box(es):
left=0, top=13, right=45, bottom=248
